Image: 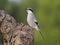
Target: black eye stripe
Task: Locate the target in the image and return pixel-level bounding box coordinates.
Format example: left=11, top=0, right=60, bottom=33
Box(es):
left=29, top=9, right=33, bottom=12
left=27, top=8, right=33, bottom=12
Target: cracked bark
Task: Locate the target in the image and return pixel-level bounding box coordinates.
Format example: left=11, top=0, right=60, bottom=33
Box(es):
left=0, top=10, right=34, bottom=45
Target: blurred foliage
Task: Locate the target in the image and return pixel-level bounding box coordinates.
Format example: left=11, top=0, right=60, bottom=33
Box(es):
left=0, top=0, right=60, bottom=45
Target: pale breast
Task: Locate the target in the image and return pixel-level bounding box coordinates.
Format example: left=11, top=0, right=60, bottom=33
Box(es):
left=27, top=14, right=36, bottom=28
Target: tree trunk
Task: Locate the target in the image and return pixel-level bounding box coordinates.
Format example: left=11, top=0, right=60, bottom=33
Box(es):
left=0, top=10, right=34, bottom=45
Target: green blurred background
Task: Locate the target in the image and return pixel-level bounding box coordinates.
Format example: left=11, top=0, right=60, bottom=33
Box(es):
left=0, top=0, right=60, bottom=45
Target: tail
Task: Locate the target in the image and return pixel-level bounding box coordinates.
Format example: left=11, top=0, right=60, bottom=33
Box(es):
left=39, top=30, right=45, bottom=40
left=35, top=26, right=44, bottom=40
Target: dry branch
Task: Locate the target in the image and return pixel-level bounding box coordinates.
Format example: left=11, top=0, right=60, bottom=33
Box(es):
left=0, top=10, right=34, bottom=45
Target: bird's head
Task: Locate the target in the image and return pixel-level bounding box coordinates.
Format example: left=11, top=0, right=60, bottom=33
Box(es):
left=26, top=8, right=33, bottom=14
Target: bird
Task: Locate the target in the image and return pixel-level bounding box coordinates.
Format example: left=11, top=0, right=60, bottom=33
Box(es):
left=26, top=8, right=44, bottom=40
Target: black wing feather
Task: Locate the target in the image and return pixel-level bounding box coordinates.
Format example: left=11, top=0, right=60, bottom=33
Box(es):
left=35, top=22, right=40, bottom=28
left=35, top=22, right=38, bottom=25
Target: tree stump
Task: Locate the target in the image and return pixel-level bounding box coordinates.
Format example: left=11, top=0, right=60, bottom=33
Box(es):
left=0, top=10, right=34, bottom=45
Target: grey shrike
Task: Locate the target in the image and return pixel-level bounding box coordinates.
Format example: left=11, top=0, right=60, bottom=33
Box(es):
left=26, top=8, right=44, bottom=40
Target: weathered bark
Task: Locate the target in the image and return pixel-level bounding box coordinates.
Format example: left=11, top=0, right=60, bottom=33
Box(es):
left=0, top=10, right=34, bottom=45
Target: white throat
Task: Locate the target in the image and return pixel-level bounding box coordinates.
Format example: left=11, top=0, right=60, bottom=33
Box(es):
left=27, top=10, right=33, bottom=14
